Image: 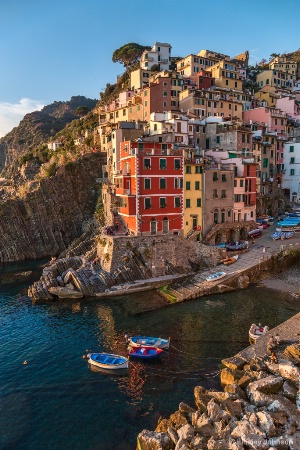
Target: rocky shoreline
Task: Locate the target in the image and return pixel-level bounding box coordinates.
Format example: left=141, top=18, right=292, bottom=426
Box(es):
left=137, top=314, right=300, bottom=450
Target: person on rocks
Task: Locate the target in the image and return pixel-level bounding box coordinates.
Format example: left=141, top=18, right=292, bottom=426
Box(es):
left=267, top=335, right=277, bottom=352
left=274, top=334, right=280, bottom=345
left=270, top=351, right=278, bottom=364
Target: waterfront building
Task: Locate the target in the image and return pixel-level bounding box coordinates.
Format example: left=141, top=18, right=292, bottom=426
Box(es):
left=183, top=148, right=204, bottom=238
left=282, top=140, right=300, bottom=203
left=115, top=140, right=184, bottom=236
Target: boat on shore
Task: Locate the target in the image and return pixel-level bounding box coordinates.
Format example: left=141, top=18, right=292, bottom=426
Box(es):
left=87, top=353, right=129, bottom=370
left=127, top=336, right=170, bottom=349
left=128, top=346, right=163, bottom=359
left=221, top=255, right=238, bottom=266
left=205, top=271, right=227, bottom=282
left=249, top=323, right=269, bottom=343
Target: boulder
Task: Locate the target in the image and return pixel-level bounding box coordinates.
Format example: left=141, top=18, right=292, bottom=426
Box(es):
left=207, top=391, right=231, bottom=403
left=137, top=430, right=174, bottom=450
left=207, top=436, right=230, bottom=450
left=156, top=419, right=173, bottom=433
left=167, top=427, right=178, bottom=445
left=239, top=433, right=269, bottom=450
left=278, top=360, right=300, bottom=383
left=174, top=438, right=189, bottom=450
left=247, top=389, right=274, bottom=407
left=56, top=275, right=65, bottom=287
left=220, top=368, right=244, bottom=386
left=224, top=384, right=247, bottom=401
left=207, top=399, right=230, bottom=422
left=222, top=399, right=244, bottom=419
left=192, top=413, right=216, bottom=438
left=237, top=375, right=252, bottom=389
left=221, top=356, right=247, bottom=371
left=246, top=376, right=284, bottom=396
left=48, top=286, right=83, bottom=299
left=256, top=411, right=276, bottom=437
left=231, top=420, right=265, bottom=438
left=194, top=386, right=211, bottom=412
left=190, top=435, right=207, bottom=449
left=177, top=424, right=194, bottom=442
left=283, top=343, right=300, bottom=362
left=170, top=411, right=188, bottom=429
left=267, top=397, right=300, bottom=423
left=281, top=380, right=298, bottom=401
left=178, top=402, right=196, bottom=415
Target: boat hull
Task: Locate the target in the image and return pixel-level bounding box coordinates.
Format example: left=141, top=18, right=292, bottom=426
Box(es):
left=129, top=346, right=163, bottom=359
left=88, top=353, right=129, bottom=370
left=128, top=336, right=170, bottom=349
left=205, top=272, right=226, bottom=282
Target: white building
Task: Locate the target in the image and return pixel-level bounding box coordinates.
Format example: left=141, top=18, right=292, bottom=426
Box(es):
left=282, top=141, right=300, bottom=203
left=140, top=42, right=171, bottom=71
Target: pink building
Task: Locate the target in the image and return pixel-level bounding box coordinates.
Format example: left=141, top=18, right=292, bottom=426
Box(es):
left=276, top=96, right=300, bottom=122
left=243, top=107, right=287, bottom=137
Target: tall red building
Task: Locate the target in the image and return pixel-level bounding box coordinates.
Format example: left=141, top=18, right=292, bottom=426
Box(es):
left=115, top=141, right=184, bottom=235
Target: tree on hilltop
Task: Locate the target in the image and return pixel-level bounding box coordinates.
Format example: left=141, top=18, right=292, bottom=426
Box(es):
left=112, top=42, right=150, bottom=72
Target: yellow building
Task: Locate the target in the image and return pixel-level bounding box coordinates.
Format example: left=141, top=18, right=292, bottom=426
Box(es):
left=257, top=70, right=295, bottom=91
left=183, top=149, right=204, bottom=238
left=269, top=56, right=297, bottom=76
left=208, top=60, right=243, bottom=90
left=254, top=86, right=280, bottom=107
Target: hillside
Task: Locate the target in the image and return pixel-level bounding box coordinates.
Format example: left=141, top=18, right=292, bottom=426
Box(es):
left=0, top=96, right=98, bottom=174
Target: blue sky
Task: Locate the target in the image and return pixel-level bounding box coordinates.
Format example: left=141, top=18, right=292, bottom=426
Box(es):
left=1, top=0, right=300, bottom=137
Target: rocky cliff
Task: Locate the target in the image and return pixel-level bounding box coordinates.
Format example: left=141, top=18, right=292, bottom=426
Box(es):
left=0, top=152, right=105, bottom=262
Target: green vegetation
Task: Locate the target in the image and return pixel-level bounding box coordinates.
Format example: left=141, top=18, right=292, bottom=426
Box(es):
left=159, top=285, right=177, bottom=303
left=112, top=42, right=150, bottom=72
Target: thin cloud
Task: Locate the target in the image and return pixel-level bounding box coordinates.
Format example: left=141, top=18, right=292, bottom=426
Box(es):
left=0, top=98, right=45, bottom=138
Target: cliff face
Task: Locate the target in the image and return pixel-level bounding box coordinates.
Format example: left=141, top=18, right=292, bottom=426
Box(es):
left=0, top=153, right=105, bottom=262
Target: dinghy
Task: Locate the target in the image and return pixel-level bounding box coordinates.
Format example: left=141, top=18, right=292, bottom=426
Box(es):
left=127, top=336, right=170, bottom=349
left=87, top=353, right=129, bottom=370
left=249, top=323, right=269, bottom=343
left=128, top=346, right=163, bottom=359
left=221, top=255, right=238, bottom=266
left=205, top=271, right=227, bottom=282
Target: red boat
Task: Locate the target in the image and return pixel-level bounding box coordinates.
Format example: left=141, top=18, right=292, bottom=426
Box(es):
left=128, top=346, right=163, bottom=359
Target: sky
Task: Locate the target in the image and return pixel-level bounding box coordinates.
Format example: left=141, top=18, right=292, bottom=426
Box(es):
left=1, top=0, right=300, bottom=138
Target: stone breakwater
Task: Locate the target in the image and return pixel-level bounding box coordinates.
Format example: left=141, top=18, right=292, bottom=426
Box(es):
left=137, top=313, right=300, bottom=450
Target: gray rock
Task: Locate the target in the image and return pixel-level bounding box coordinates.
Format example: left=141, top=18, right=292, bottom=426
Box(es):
left=267, top=435, right=292, bottom=450
left=167, top=427, right=178, bottom=445
left=278, top=360, right=300, bottom=383
left=207, top=436, right=230, bottom=450
left=48, top=286, right=83, bottom=299
left=239, top=433, right=269, bottom=450
left=231, top=420, right=265, bottom=438
left=178, top=402, right=196, bottom=414
left=137, top=429, right=174, bottom=450
left=207, top=399, right=230, bottom=422
left=175, top=438, right=189, bottom=450
left=56, top=275, right=64, bottom=287
left=256, top=411, right=276, bottom=437
left=224, top=384, right=247, bottom=400
left=282, top=380, right=298, bottom=401
left=192, top=413, right=216, bottom=438
left=177, top=424, right=194, bottom=442
left=246, top=376, right=284, bottom=396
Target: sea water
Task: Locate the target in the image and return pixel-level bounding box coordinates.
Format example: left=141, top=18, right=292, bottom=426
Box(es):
left=1, top=260, right=300, bottom=450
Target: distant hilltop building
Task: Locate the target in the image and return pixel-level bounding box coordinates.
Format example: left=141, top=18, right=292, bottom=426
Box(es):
left=47, top=141, right=63, bottom=151
left=140, top=42, right=172, bottom=71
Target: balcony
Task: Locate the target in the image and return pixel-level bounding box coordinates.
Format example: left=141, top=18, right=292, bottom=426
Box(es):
left=160, top=58, right=169, bottom=64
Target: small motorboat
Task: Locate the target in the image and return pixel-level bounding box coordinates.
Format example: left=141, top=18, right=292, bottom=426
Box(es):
left=127, top=336, right=170, bottom=349
left=205, top=271, right=226, bottom=282
left=226, top=242, right=247, bottom=251
left=128, top=346, right=163, bottom=359
left=248, top=229, right=262, bottom=238
left=221, top=255, right=238, bottom=266
left=87, top=353, right=129, bottom=370
left=249, top=323, right=269, bottom=343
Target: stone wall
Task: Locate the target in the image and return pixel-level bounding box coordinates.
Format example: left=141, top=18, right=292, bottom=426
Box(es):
left=96, top=234, right=203, bottom=276
left=0, top=153, right=106, bottom=262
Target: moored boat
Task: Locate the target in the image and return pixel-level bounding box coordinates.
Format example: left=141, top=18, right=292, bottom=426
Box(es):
left=221, top=255, right=238, bottom=266
left=87, top=353, right=129, bottom=370
left=128, top=346, right=163, bottom=359
left=205, top=271, right=226, bottom=282
left=249, top=323, right=269, bottom=343
left=128, top=336, right=170, bottom=349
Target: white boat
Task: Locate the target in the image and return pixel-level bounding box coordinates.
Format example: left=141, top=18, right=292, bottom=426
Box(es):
left=128, top=335, right=170, bottom=349
left=249, top=323, right=269, bottom=343
left=205, top=271, right=227, bottom=282
left=87, top=353, right=129, bottom=370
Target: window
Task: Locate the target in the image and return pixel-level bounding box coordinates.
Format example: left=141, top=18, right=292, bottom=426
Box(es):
left=145, top=198, right=151, bottom=209
left=213, top=189, right=218, bottom=198
left=160, top=178, right=166, bottom=189
left=221, top=190, right=227, bottom=199
left=186, top=166, right=191, bottom=174
left=174, top=178, right=183, bottom=189
left=226, top=80, right=229, bottom=86
left=290, top=145, right=294, bottom=152
left=123, top=109, right=126, bottom=116
left=163, top=91, right=168, bottom=97
left=222, top=174, right=227, bottom=182
left=144, top=158, right=151, bottom=169
left=290, top=157, right=295, bottom=164
left=195, top=181, right=200, bottom=190
left=160, top=198, right=166, bottom=208
left=213, top=172, right=218, bottom=181
left=197, top=198, right=201, bottom=207
left=290, top=169, right=295, bottom=176
left=240, top=180, right=244, bottom=187
left=174, top=159, right=181, bottom=169
left=186, top=199, right=191, bottom=208
left=263, top=158, right=268, bottom=168
left=234, top=180, right=237, bottom=187
left=163, top=102, right=167, bottom=107
left=186, top=181, right=191, bottom=190
left=216, top=136, right=220, bottom=144
left=144, top=178, right=151, bottom=189
left=174, top=197, right=181, bottom=207
left=160, top=158, right=167, bottom=169
left=195, top=166, right=202, bottom=174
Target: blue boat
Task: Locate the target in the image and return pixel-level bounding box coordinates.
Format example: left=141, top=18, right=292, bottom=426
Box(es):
left=128, top=336, right=170, bottom=349
left=88, top=353, right=128, bottom=370
left=205, top=271, right=226, bottom=282
left=128, top=346, right=163, bottom=359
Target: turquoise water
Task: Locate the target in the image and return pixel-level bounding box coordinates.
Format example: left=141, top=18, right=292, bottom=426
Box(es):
left=1, top=260, right=300, bottom=449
